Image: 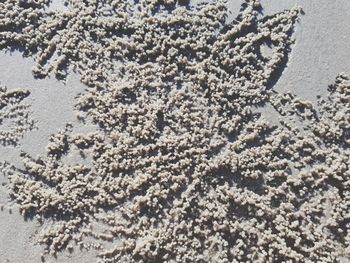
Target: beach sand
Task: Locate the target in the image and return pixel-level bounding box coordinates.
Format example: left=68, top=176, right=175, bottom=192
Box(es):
left=1, top=1, right=350, bottom=262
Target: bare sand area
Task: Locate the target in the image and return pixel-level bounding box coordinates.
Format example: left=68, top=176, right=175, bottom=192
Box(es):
left=0, top=1, right=350, bottom=262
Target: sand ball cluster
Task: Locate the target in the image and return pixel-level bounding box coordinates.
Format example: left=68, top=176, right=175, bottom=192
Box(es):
left=1, top=0, right=350, bottom=263
left=0, top=84, right=35, bottom=146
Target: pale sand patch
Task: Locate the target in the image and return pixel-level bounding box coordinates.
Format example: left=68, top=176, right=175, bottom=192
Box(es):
left=0, top=1, right=349, bottom=262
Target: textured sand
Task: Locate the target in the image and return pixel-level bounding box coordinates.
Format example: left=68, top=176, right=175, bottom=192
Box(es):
left=0, top=1, right=350, bottom=262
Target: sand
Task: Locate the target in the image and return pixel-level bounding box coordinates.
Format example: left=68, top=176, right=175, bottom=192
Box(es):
left=0, top=0, right=350, bottom=262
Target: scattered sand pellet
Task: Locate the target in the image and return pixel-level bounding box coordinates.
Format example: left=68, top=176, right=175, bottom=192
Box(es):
left=0, top=84, right=35, bottom=146
left=0, top=0, right=350, bottom=263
